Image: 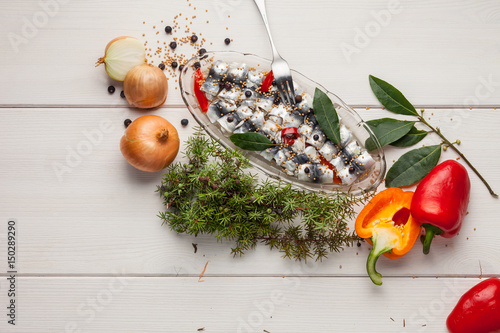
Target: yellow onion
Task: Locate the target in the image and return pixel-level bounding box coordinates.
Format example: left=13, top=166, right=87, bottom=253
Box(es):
left=120, top=115, right=179, bottom=172
left=124, top=64, right=169, bottom=109
left=96, top=36, right=146, bottom=81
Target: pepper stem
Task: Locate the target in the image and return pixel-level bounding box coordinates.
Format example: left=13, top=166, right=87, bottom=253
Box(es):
left=366, top=235, right=394, bottom=286
left=421, top=224, right=443, bottom=255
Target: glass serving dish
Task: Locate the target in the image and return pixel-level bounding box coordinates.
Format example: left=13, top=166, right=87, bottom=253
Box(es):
left=179, top=51, right=385, bottom=195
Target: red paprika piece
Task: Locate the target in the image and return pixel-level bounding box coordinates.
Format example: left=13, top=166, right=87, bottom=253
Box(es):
left=318, top=154, right=342, bottom=184
left=447, top=278, right=500, bottom=333
left=260, top=70, right=274, bottom=93
left=410, top=160, right=471, bottom=254
left=281, top=127, right=299, bottom=146
left=194, top=68, right=209, bottom=113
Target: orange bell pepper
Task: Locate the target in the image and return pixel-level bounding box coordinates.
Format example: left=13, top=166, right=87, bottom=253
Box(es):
left=355, top=187, right=420, bottom=285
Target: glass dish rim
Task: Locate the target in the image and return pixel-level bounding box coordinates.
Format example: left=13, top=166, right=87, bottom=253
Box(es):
left=179, top=50, right=386, bottom=195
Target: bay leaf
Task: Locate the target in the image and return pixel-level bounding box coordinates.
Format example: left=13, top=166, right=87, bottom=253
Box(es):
left=385, top=145, right=442, bottom=187
left=313, top=88, right=341, bottom=146
left=390, top=126, right=428, bottom=147
left=230, top=132, right=274, bottom=151
left=365, top=118, right=415, bottom=151
left=369, top=75, right=418, bottom=117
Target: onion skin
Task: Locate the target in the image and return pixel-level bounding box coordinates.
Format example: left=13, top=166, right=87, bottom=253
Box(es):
left=120, top=115, right=179, bottom=172
left=124, top=64, right=169, bottom=109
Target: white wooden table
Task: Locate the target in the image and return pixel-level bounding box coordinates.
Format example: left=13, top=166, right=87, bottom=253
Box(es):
left=1, top=0, right=499, bottom=332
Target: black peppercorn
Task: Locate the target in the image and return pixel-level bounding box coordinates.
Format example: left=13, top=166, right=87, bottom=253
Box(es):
left=169, top=41, right=177, bottom=49
left=349, top=166, right=355, bottom=174
left=245, top=90, right=252, bottom=98
left=313, top=134, right=319, bottom=141
left=191, top=35, right=198, bottom=43
left=178, top=64, right=185, bottom=71
left=108, top=85, right=115, bottom=94
left=165, top=26, right=172, bottom=34
left=181, top=119, right=189, bottom=126
left=227, top=116, right=234, bottom=123
left=171, top=61, right=178, bottom=69
left=198, top=48, right=207, bottom=56
left=224, top=38, right=231, bottom=45
left=158, top=63, right=165, bottom=70
left=194, top=62, right=201, bottom=69
left=295, top=95, right=303, bottom=103
left=120, top=90, right=125, bottom=98
left=304, top=167, right=310, bottom=174
left=124, top=119, right=132, bottom=128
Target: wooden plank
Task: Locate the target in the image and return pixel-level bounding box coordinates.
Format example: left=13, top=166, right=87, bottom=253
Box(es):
left=0, top=276, right=489, bottom=332
left=0, top=107, right=499, bottom=276
left=0, top=0, right=499, bottom=106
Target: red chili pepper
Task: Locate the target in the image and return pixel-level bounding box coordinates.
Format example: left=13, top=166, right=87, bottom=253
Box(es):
left=410, top=160, right=470, bottom=254
left=447, top=278, right=500, bottom=333
left=281, top=127, right=299, bottom=146
left=260, top=70, right=274, bottom=93
left=194, top=68, right=209, bottom=113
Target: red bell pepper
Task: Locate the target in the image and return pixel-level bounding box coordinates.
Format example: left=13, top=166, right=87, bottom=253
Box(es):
left=447, top=278, right=500, bottom=333
left=194, top=68, right=209, bottom=112
left=410, top=160, right=471, bottom=254
left=281, top=127, right=299, bottom=146
left=260, top=70, right=274, bottom=93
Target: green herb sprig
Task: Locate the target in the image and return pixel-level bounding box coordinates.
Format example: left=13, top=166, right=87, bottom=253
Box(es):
left=158, top=128, right=366, bottom=261
left=368, top=75, right=497, bottom=198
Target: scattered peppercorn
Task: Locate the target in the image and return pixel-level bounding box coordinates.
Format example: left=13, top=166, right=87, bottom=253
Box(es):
left=171, top=61, right=178, bottom=69
left=349, top=166, right=355, bottom=174
left=194, top=62, right=201, bottom=69
left=181, top=119, right=189, bottom=126
left=295, top=95, right=303, bottom=103
left=227, top=116, right=234, bottom=123
left=224, top=38, right=231, bottom=45
left=245, top=90, right=252, bottom=98
left=165, top=26, right=172, bottom=34
left=169, top=41, right=177, bottom=49
left=191, top=35, right=198, bottom=43
left=179, top=65, right=185, bottom=71
left=313, top=134, right=319, bottom=141
left=304, top=167, right=310, bottom=174
left=158, top=63, right=166, bottom=70
left=124, top=119, right=132, bottom=128
left=108, top=85, right=115, bottom=94
left=120, top=90, right=125, bottom=98
left=198, top=48, right=207, bottom=56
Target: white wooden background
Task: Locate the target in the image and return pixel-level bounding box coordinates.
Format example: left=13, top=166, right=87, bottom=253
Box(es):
left=1, top=0, right=499, bottom=332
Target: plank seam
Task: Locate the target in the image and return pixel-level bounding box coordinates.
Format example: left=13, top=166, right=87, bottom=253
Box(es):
left=0, top=273, right=496, bottom=278
left=0, top=105, right=498, bottom=109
